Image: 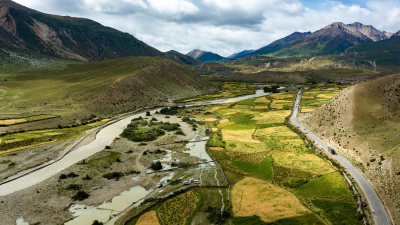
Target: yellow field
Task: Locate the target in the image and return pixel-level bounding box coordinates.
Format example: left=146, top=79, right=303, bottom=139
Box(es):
left=225, top=141, right=269, bottom=153
left=231, top=177, right=310, bottom=223
left=255, top=126, right=298, bottom=138
left=222, top=129, right=261, bottom=143
left=254, top=97, right=270, bottom=103
left=217, top=119, right=236, bottom=129
left=272, top=151, right=335, bottom=175
left=252, top=110, right=291, bottom=124
left=157, top=190, right=199, bottom=225
left=209, top=147, right=224, bottom=151
left=271, top=100, right=292, bottom=110
left=253, top=105, right=269, bottom=110
left=0, top=118, right=26, bottom=125
left=136, top=211, right=160, bottom=225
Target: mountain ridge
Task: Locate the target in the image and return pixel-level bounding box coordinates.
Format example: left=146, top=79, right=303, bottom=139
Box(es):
left=0, top=0, right=162, bottom=61
left=249, top=22, right=393, bottom=58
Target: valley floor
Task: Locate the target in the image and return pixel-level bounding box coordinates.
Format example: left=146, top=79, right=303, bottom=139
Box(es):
left=0, top=85, right=364, bottom=225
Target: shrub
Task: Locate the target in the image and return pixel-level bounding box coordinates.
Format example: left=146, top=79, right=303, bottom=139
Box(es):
left=92, top=220, right=103, bottom=225
left=59, top=174, right=68, bottom=179
left=103, top=172, right=124, bottom=180
left=71, top=191, right=90, bottom=201
left=82, top=174, right=92, bottom=180
left=105, top=146, right=111, bottom=149
left=150, top=161, right=163, bottom=171
left=175, top=130, right=185, bottom=135
left=146, top=111, right=151, bottom=116
left=67, top=184, right=81, bottom=190
left=67, top=172, right=79, bottom=178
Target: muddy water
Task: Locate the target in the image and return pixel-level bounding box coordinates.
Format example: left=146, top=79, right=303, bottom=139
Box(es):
left=65, top=186, right=152, bottom=225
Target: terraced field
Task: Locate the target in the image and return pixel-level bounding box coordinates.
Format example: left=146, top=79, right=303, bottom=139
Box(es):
left=0, top=119, right=109, bottom=152
left=197, top=91, right=362, bottom=225
left=175, top=82, right=255, bottom=103
left=300, top=84, right=344, bottom=112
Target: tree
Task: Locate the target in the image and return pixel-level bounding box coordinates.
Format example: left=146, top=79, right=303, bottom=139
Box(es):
left=146, top=111, right=151, bottom=116
left=150, top=161, right=163, bottom=171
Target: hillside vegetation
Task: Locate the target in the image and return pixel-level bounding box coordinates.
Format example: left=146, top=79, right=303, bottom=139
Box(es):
left=0, top=56, right=217, bottom=125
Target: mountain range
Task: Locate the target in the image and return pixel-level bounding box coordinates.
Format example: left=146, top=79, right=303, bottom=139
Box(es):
left=0, top=0, right=162, bottom=61
left=237, top=22, right=395, bottom=58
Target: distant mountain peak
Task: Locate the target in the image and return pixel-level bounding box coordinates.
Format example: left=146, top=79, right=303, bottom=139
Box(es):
left=323, top=22, right=390, bottom=42
left=186, top=49, right=225, bottom=63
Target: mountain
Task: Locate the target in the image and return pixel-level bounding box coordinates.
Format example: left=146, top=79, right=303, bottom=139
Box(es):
left=253, top=22, right=392, bottom=57
left=228, top=49, right=255, bottom=59
left=345, top=33, right=400, bottom=69
left=165, top=50, right=201, bottom=66
left=252, top=31, right=311, bottom=56
left=0, top=0, right=162, bottom=61
left=186, top=49, right=225, bottom=63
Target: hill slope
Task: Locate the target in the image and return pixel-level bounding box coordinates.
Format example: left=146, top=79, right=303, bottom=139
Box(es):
left=298, top=75, right=400, bottom=223
left=186, top=49, right=225, bottom=63
left=165, top=50, right=201, bottom=66
left=345, top=34, right=400, bottom=70
left=0, top=57, right=217, bottom=124
left=0, top=0, right=161, bottom=61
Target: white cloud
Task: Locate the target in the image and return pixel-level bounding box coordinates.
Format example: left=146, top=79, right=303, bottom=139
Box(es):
left=11, top=0, right=400, bottom=56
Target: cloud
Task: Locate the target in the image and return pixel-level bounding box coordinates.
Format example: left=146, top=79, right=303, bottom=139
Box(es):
left=11, top=0, right=400, bottom=56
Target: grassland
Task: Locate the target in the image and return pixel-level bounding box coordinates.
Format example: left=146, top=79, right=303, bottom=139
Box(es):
left=191, top=90, right=362, bottom=224
left=0, top=56, right=217, bottom=123
left=0, top=115, right=58, bottom=126
left=300, top=84, right=344, bottom=112
left=175, top=82, right=255, bottom=103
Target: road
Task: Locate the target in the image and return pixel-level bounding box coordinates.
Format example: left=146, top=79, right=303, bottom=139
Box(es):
left=291, top=90, right=391, bottom=225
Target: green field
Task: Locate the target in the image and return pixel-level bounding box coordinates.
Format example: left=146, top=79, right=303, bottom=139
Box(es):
left=300, top=84, right=344, bottom=112
left=175, top=82, right=255, bottom=103
left=0, top=115, right=58, bottom=126
left=190, top=91, right=362, bottom=225
left=0, top=119, right=108, bottom=151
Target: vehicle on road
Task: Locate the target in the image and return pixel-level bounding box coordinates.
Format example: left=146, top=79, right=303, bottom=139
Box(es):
left=328, top=146, right=336, bottom=155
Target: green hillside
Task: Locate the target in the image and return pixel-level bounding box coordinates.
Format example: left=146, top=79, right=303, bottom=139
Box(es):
left=0, top=56, right=217, bottom=124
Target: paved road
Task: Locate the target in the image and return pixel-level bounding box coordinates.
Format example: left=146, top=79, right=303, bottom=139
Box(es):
left=291, top=90, right=391, bottom=225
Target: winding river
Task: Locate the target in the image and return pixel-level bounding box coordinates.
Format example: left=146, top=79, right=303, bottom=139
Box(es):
left=0, top=89, right=270, bottom=197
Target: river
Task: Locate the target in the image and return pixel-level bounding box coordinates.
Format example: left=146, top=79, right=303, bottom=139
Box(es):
left=0, top=89, right=270, bottom=197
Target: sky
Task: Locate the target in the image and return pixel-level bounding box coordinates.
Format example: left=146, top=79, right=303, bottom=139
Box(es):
left=13, top=0, right=400, bottom=57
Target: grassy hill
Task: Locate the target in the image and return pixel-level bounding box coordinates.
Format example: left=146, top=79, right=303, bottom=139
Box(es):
left=0, top=56, right=217, bottom=125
